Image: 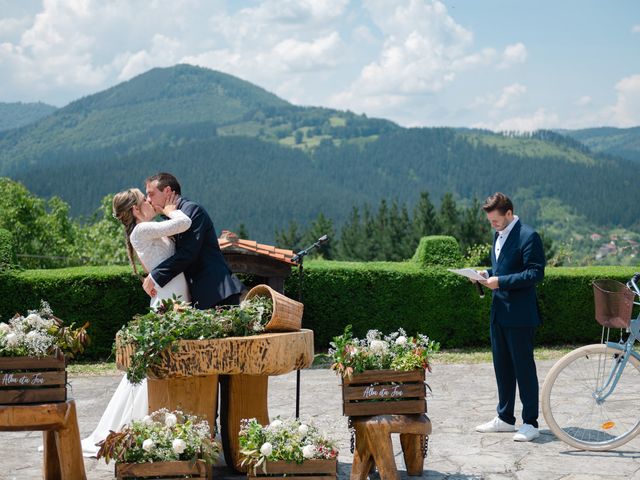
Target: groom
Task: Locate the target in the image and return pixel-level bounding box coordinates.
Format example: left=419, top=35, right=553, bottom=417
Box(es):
left=142, top=172, right=243, bottom=309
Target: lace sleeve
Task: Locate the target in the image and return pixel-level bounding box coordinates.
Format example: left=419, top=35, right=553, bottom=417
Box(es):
left=130, top=210, right=192, bottom=244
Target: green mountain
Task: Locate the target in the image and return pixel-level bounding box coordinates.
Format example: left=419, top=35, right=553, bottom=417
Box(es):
left=559, top=126, right=640, bottom=162
left=0, top=102, right=57, bottom=132
left=1, top=64, right=638, bottom=244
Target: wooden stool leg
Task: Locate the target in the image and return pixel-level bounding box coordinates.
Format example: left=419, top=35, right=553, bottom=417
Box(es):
left=55, top=400, right=86, bottom=480
left=364, top=424, right=399, bottom=480
left=43, top=430, right=62, bottom=480
left=220, top=374, right=269, bottom=472
left=350, top=424, right=375, bottom=480
left=400, top=434, right=424, bottom=476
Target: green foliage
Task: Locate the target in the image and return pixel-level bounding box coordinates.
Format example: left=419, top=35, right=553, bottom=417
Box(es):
left=118, top=296, right=273, bottom=384
left=561, top=126, right=640, bottom=162
left=0, top=101, right=56, bottom=132
left=0, top=228, right=16, bottom=269
left=413, top=236, right=463, bottom=267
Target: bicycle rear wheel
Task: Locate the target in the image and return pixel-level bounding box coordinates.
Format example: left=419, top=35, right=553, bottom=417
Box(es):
left=541, top=344, right=640, bottom=451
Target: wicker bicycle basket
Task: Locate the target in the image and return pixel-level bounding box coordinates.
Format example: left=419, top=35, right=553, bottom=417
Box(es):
left=592, top=279, right=635, bottom=329
left=244, top=284, right=304, bottom=332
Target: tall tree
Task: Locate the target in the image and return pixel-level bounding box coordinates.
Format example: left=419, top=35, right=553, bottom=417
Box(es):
left=274, top=220, right=303, bottom=251
left=302, top=212, right=335, bottom=259
left=459, top=197, right=491, bottom=250
left=438, top=192, right=460, bottom=239
left=413, top=191, right=439, bottom=241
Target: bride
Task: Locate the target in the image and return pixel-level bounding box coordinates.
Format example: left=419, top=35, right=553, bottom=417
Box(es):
left=81, top=187, right=191, bottom=456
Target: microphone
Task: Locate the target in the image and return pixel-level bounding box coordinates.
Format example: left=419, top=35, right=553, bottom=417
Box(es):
left=317, top=234, right=329, bottom=244
left=475, top=282, right=485, bottom=299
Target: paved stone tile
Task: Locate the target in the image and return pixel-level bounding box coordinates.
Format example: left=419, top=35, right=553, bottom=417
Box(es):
left=2, top=360, right=640, bottom=479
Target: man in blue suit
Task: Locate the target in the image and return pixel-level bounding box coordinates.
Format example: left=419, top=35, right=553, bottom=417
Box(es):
left=475, top=192, right=545, bottom=442
left=142, top=172, right=243, bottom=309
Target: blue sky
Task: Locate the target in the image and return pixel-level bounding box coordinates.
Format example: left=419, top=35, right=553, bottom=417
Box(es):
left=0, top=0, right=638, bottom=130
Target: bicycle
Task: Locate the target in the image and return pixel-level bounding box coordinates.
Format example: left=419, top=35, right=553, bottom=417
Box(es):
left=541, top=273, right=640, bottom=451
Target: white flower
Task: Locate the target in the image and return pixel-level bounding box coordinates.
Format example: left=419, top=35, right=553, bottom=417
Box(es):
left=25, top=314, right=42, bottom=328
left=164, top=413, right=178, bottom=427
left=252, top=322, right=264, bottom=332
left=369, top=339, right=388, bottom=355
left=142, top=439, right=154, bottom=452
left=142, top=415, right=153, bottom=425
left=268, top=419, right=283, bottom=430
left=26, top=330, right=38, bottom=339
left=5, top=333, right=19, bottom=347
left=298, top=424, right=309, bottom=437
left=395, top=336, right=407, bottom=346
left=260, top=442, right=273, bottom=457
left=302, top=444, right=315, bottom=459
left=172, top=438, right=187, bottom=454
left=0, top=323, right=10, bottom=333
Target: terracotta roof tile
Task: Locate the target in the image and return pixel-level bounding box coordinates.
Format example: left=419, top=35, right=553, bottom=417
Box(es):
left=218, top=230, right=297, bottom=265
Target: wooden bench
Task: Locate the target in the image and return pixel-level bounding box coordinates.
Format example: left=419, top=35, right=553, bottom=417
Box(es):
left=350, top=414, right=431, bottom=480
left=0, top=399, right=86, bottom=480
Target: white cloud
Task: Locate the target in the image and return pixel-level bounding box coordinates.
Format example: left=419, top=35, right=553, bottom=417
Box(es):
left=632, top=24, right=640, bottom=33
left=494, top=83, right=526, bottom=109
left=498, top=42, right=527, bottom=69
left=608, top=74, right=640, bottom=127
left=473, top=108, right=560, bottom=132
left=575, top=95, right=591, bottom=107
left=469, top=83, right=526, bottom=112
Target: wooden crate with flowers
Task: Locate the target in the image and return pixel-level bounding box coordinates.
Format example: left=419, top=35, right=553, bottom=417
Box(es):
left=96, top=408, right=219, bottom=479
left=239, top=418, right=338, bottom=480
left=0, top=301, right=89, bottom=405
left=330, top=326, right=439, bottom=417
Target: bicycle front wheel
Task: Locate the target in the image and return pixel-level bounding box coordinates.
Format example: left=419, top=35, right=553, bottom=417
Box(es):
left=541, top=344, right=640, bottom=451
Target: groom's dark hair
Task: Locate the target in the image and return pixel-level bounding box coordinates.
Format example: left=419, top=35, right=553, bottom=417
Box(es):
left=146, top=172, right=181, bottom=195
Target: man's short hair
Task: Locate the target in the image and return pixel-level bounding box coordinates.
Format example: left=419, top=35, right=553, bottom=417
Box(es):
left=482, top=192, right=513, bottom=215
left=146, top=172, right=181, bottom=195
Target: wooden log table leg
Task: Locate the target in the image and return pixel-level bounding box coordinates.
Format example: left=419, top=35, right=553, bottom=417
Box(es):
left=43, top=430, right=62, bottom=480
left=400, top=434, right=425, bottom=476
left=350, top=423, right=375, bottom=480
left=147, top=374, right=218, bottom=431
left=219, top=374, right=269, bottom=472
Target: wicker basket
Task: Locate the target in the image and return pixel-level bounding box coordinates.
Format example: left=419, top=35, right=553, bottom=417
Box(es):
left=244, top=284, right=303, bottom=332
left=593, top=279, right=635, bottom=329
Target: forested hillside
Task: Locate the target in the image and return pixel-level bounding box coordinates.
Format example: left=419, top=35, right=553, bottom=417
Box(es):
left=1, top=64, right=638, bottom=253
left=559, top=126, right=640, bottom=162
left=0, top=102, right=57, bottom=132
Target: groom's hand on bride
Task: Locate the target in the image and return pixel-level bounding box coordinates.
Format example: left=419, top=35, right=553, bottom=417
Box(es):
left=143, top=275, right=157, bottom=297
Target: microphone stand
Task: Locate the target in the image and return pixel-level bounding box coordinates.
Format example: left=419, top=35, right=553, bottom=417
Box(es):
left=291, top=235, right=329, bottom=419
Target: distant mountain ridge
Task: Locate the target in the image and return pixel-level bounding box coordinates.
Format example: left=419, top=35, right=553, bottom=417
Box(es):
left=1, top=64, right=638, bottom=243
left=0, top=102, right=57, bottom=132
left=558, top=126, right=640, bottom=162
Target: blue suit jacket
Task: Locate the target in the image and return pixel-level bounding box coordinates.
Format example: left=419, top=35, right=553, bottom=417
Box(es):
left=150, top=197, right=243, bottom=309
left=487, top=220, right=545, bottom=327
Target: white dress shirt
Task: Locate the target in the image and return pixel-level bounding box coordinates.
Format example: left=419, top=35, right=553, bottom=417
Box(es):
left=494, top=215, right=519, bottom=260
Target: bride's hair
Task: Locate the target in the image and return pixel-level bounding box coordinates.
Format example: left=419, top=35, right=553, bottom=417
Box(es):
left=112, top=188, right=145, bottom=276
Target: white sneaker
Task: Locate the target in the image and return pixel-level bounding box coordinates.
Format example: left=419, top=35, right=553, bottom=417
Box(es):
left=513, top=424, right=540, bottom=442
left=475, top=416, right=516, bottom=433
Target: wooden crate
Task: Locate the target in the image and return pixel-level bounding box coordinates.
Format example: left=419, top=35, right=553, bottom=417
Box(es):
left=247, top=459, right=337, bottom=479
left=115, top=460, right=210, bottom=479
left=0, top=350, right=66, bottom=405
left=341, top=369, right=426, bottom=416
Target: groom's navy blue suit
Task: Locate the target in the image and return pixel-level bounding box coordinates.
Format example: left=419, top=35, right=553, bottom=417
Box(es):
left=150, top=197, right=242, bottom=309
left=487, top=219, right=545, bottom=427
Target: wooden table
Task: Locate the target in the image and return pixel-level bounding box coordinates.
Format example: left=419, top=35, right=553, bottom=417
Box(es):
left=116, top=329, right=314, bottom=471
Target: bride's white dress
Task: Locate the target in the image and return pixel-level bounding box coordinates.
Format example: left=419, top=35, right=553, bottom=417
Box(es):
left=81, top=210, right=192, bottom=456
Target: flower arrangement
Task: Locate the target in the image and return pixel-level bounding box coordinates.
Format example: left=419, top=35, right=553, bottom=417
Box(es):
left=0, top=300, right=89, bottom=358
left=329, top=325, right=440, bottom=378
left=118, top=295, right=272, bottom=384
left=96, top=408, right=219, bottom=465
left=239, top=417, right=338, bottom=473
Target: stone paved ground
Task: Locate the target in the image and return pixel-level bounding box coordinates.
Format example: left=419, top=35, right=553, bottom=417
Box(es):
left=2, top=360, right=640, bottom=479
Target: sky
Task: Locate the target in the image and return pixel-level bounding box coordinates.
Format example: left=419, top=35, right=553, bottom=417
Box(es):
left=0, top=0, right=638, bottom=130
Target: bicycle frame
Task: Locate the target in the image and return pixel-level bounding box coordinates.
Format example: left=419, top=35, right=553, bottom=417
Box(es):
left=592, top=277, right=640, bottom=403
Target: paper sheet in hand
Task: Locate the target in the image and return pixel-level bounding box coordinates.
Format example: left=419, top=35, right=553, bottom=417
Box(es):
left=447, top=268, right=486, bottom=281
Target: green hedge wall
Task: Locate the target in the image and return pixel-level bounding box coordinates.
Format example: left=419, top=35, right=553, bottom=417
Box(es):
left=0, top=263, right=637, bottom=359
left=0, top=228, right=16, bottom=269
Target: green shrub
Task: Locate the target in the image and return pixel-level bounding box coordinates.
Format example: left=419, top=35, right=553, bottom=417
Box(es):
left=1, top=263, right=637, bottom=360
left=412, top=235, right=463, bottom=267
left=0, top=228, right=16, bottom=269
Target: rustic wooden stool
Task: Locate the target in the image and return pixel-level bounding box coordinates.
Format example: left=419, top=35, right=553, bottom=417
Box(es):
left=0, top=399, right=86, bottom=480
left=350, top=413, right=431, bottom=480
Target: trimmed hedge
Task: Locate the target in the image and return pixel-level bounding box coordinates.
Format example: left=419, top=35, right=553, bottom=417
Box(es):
left=412, top=235, right=463, bottom=267
left=0, top=263, right=637, bottom=359
left=0, top=229, right=16, bottom=269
